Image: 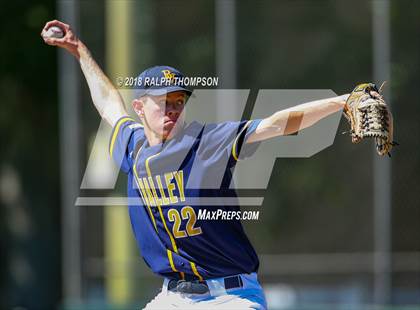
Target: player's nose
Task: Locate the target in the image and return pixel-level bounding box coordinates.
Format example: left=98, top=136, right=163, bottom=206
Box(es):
left=166, top=109, right=180, bottom=118
left=166, top=103, right=183, bottom=118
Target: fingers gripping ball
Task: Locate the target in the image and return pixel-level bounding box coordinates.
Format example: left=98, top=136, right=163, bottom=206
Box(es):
left=343, top=83, right=398, bottom=157
left=42, top=26, right=64, bottom=39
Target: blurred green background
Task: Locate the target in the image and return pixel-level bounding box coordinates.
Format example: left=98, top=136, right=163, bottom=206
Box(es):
left=0, top=0, right=419, bottom=309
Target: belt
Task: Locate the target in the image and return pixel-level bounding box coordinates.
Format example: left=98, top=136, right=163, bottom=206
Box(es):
left=168, top=275, right=244, bottom=295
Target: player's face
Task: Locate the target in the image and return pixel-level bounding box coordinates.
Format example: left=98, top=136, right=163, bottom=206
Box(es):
left=135, top=91, right=187, bottom=141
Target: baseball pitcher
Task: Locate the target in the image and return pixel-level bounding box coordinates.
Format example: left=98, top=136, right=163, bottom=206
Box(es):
left=41, top=20, right=394, bottom=310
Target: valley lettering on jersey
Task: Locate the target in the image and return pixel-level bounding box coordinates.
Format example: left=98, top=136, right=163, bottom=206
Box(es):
left=135, top=170, right=185, bottom=207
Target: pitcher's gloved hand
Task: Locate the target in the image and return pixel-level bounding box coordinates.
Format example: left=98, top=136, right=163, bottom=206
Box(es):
left=343, top=82, right=398, bottom=156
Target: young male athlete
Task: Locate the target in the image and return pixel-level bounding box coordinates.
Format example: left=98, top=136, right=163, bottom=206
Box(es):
left=42, top=20, right=349, bottom=309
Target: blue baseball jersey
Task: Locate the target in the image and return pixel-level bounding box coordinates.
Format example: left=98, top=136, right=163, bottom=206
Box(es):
left=109, top=116, right=262, bottom=281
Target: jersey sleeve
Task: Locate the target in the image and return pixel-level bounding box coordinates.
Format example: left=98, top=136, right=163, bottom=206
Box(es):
left=199, top=119, right=262, bottom=163
left=109, top=116, right=145, bottom=174
left=231, top=119, right=262, bottom=161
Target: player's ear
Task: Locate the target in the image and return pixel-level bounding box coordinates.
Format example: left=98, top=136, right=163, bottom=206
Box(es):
left=132, top=98, right=144, bottom=117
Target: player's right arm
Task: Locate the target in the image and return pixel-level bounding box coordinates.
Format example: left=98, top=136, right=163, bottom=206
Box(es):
left=41, top=20, right=128, bottom=127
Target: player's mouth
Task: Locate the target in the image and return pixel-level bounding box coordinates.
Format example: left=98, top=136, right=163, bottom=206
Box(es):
left=163, top=118, right=178, bottom=126
left=164, top=120, right=175, bottom=127
left=162, top=120, right=177, bottom=132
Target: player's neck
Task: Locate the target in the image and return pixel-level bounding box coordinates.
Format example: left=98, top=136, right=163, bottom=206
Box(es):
left=145, top=131, right=164, bottom=147
left=145, top=129, right=173, bottom=147
left=144, top=121, right=186, bottom=147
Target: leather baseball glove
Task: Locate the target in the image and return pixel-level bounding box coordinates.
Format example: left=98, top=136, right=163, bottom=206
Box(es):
left=343, top=82, right=398, bottom=157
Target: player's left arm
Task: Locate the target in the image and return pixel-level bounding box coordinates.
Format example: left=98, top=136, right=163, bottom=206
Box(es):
left=246, top=94, right=349, bottom=143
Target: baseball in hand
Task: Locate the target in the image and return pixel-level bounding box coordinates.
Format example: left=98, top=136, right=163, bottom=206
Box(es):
left=42, top=26, right=64, bottom=39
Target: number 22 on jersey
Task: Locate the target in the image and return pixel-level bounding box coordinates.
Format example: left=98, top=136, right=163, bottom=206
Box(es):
left=167, top=206, right=202, bottom=238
